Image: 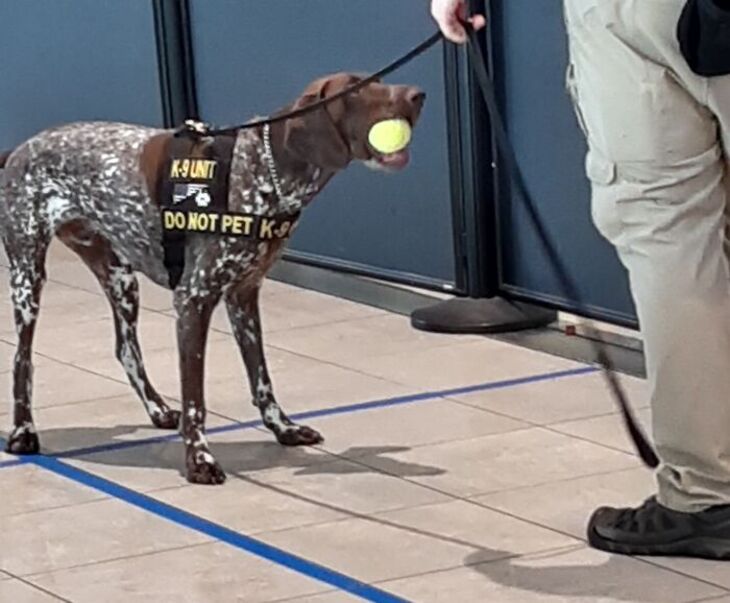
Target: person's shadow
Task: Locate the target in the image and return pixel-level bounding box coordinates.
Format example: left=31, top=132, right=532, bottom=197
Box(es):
left=233, top=473, right=684, bottom=603
left=461, top=548, right=694, bottom=602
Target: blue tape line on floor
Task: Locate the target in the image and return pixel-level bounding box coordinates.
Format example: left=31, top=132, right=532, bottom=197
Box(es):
left=28, top=454, right=410, bottom=603
left=0, top=367, right=599, bottom=601
left=0, top=457, right=24, bottom=469
left=39, top=365, right=599, bottom=462
left=292, top=366, right=598, bottom=421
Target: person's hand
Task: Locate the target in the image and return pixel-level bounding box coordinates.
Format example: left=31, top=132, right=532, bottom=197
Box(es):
left=431, top=0, right=486, bottom=44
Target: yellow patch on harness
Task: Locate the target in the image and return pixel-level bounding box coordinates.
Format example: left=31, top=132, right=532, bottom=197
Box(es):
left=169, top=158, right=217, bottom=180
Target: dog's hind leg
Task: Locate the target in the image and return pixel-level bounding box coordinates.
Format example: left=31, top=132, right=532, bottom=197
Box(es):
left=57, top=222, right=180, bottom=429
left=3, top=232, right=50, bottom=454
left=225, top=285, right=323, bottom=446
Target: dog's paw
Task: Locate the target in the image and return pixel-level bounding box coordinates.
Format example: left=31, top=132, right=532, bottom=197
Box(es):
left=186, top=454, right=227, bottom=485
left=5, top=428, right=40, bottom=455
left=150, top=407, right=182, bottom=430
left=276, top=424, right=324, bottom=447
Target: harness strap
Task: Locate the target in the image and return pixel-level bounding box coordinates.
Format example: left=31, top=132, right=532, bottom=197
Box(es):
left=157, top=126, right=299, bottom=289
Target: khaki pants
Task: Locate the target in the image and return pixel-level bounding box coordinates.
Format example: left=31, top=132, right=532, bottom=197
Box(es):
left=564, top=0, right=730, bottom=511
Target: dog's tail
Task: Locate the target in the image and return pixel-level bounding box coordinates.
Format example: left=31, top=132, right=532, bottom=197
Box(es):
left=0, top=150, right=11, bottom=169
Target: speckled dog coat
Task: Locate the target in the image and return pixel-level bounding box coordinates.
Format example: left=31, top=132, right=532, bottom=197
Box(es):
left=0, top=73, right=425, bottom=484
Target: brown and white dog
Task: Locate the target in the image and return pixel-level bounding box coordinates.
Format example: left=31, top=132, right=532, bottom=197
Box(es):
left=0, top=73, right=425, bottom=484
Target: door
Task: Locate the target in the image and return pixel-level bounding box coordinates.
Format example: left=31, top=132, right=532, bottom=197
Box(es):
left=186, top=0, right=460, bottom=291
left=489, top=0, right=636, bottom=325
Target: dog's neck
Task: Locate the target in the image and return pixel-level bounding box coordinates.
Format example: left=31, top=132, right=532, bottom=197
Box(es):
left=228, top=120, right=335, bottom=217
left=265, top=119, right=338, bottom=204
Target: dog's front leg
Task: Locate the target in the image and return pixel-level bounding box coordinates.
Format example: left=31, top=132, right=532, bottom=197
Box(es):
left=175, top=289, right=226, bottom=484
left=226, top=285, right=323, bottom=446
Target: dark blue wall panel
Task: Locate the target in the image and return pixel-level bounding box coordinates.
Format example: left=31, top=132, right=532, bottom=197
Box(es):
left=188, top=0, right=457, bottom=288
left=492, top=0, right=636, bottom=324
left=0, top=0, right=163, bottom=150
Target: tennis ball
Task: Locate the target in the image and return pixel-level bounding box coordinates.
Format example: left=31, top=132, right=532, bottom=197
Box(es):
left=368, top=119, right=412, bottom=154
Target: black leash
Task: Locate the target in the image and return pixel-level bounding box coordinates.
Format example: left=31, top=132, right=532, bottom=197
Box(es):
left=200, top=32, right=443, bottom=136
left=463, top=26, right=659, bottom=468
left=183, top=23, right=658, bottom=468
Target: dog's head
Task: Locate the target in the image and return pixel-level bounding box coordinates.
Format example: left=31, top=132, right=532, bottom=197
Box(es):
left=282, top=72, right=425, bottom=172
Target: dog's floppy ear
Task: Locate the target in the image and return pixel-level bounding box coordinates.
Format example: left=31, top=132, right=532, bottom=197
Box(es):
left=283, top=74, right=358, bottom=171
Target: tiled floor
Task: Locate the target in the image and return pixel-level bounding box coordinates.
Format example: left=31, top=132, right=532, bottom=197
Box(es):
left=0, top=242, right=727, bottom=603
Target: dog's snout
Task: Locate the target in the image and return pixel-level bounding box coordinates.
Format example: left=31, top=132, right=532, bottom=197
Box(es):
left=406, top=88, right=426, bottom=106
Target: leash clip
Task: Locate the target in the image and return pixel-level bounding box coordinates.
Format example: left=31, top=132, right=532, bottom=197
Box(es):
left=179, top=119, right=212, bottom=137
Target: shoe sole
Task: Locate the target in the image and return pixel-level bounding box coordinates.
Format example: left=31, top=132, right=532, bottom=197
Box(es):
left=588, top=526, right=730, bottom=560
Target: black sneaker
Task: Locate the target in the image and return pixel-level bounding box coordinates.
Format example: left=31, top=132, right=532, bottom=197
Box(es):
left=588, top=496, right=730, bottom=560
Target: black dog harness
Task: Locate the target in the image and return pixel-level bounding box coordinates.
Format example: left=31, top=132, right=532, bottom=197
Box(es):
left=158, top=122, right=299, bottom=289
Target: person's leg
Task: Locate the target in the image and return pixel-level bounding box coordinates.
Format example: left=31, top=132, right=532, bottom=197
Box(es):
left=564, top=0, right=730, bottom=556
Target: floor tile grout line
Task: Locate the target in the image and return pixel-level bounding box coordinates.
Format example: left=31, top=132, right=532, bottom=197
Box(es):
left=431, top=395, right=658, bottom=477
left=4, top=327, right=451, bottom=424
left=21, top=455, right=411, bottom=603
left=464, top=465, right=647, bottom=500
left=266, top=589, right=340, bottom=603
left=1, top=570, right=75, bottom=603
left=231, top=470, right=590, bottom=561
left=243, top=408, right=538, bottom=462
left=441, top=393, right=615, bottom=435
left=259, top=341, right=544, bottom=390
left=0, top=341, right=150, bottom=386
left=541, top=406, right=651, bottom=428
left=369, top=544, right=589, bottom=591
left=251, top=340, right=455, bottom=389
left=690, top=593, right=730, bottom=602
left=444, top=391, right=651, bottom=429
left=310, top=449, right=597, bottom=543
left=0, top=366, right=598, bottom=467
left=266, top=547, right=581, bottom=603
left=41, top=270, right=346, bottom=317
left=4, top=299, right=603, bottom=442
left=209, top=311, right=390, bottom=338
left=37, top=274, right=391, bottom=341
left=229, top=472, right=470, bottom=540
left=539, top=424, right=642, bottom=460
left=19, top=541, right=216, bottom=581
left=313, top=422, right=538, bottom=461
left=0, top=494, right=110, bottom=521
left=0, top=391, right=135, bottom=415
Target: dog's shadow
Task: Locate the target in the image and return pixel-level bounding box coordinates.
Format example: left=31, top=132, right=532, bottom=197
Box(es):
left=33, top=424, right=445, bottom=479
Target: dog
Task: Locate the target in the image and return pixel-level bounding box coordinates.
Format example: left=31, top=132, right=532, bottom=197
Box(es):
left=0, top=73, right=425, bottom=484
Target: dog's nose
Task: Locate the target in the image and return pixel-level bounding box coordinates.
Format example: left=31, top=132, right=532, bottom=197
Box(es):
left=406, top=87, right=426, bottom=106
